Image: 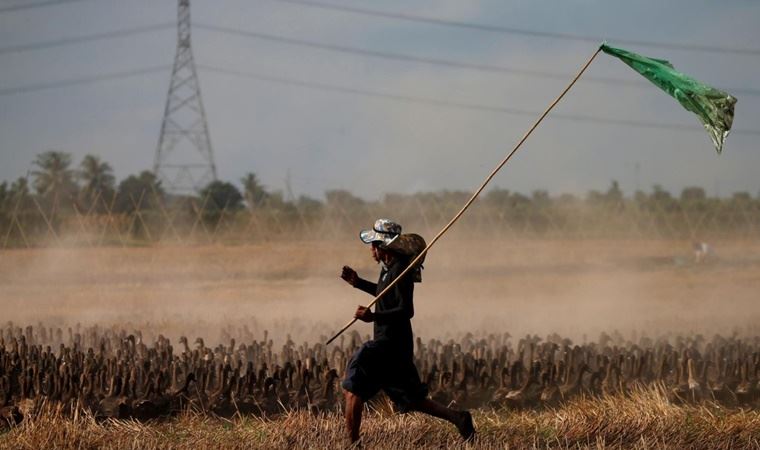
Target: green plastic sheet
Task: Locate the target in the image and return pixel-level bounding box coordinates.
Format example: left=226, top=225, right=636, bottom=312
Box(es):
left=601, top=44, right=736, bottom=154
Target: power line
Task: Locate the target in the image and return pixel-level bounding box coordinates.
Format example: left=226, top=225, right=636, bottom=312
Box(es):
left=0, top=0, right=91, bottom=13
left=2, top=20, right=755, bottom=98
left=0, top=23, right=174, bottom=55
left=1, top=61, right=757, bottom=137
left=196, top=64, right=760, bottom=136
left=272, top=0, right=760, bottom=56
left=194, top=23, right=760, bottom=97
left=193, top=23, right=610, bottom=82
left=0, top=65, right=169, bottom=96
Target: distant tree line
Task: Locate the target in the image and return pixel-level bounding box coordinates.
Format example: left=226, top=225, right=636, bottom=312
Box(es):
left=1, top=152, right=759, bottom=247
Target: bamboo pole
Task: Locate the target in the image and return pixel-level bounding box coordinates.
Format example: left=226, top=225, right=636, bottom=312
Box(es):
left=326, top=45, right=603, bottom=346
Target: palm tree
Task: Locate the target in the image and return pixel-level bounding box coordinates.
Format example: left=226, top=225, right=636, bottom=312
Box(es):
left=78, top=154, right=115, bottom=211
left=31, top=151, right=77, bottom=207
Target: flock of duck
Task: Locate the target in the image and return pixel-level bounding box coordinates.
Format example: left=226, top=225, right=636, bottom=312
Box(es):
left=2, top=323, right=759, bottom=427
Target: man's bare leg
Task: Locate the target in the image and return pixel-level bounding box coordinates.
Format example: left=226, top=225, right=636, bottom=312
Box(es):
left=344, top=391, right=363, bottom=443
left=411, top=399, right=475, bottom=441
left=411, top=398, right=458, bottom=422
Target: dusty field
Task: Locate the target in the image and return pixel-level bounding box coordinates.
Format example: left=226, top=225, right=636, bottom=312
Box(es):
left=1, top=237, right=759, bottom=344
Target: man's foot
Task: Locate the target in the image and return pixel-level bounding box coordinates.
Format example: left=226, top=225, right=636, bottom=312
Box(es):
left=455, top=410, right=475, bottom=442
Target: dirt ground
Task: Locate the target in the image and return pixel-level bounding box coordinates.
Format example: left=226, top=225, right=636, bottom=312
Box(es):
left=1, top=238, right=759, bottom=345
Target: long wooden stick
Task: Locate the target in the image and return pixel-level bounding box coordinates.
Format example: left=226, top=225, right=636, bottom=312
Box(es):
left=326, top=45, right=603, bottom=346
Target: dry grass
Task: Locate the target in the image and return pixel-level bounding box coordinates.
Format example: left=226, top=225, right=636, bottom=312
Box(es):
left=3, top=387, right=760, bottom=449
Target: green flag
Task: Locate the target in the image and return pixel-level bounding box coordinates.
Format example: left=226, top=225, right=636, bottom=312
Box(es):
left=600, top=43, right=736, bottom=154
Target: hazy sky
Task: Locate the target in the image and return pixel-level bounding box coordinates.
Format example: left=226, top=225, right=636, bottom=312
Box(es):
left=1, top=0, right=758, bottom=200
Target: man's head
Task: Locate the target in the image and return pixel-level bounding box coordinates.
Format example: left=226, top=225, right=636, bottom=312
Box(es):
left=361, top=219, right=402, bottom=264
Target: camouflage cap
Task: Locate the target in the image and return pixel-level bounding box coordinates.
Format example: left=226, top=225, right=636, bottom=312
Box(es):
left=359, top=218, right=401, bottom=247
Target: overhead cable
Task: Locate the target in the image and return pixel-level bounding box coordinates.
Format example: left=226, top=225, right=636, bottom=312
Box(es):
left=196, top=64, right=760, bottom=136
left=1, top=62, right=757, bottom=137
left=4, top=21, right=756, bottom=97
left=0, top=23, right=174, bottom=55
left=272, top=0, right=760, bottom=56
left=0, top=65, right=169, bottom=96
left=194, top=23, right=760, bottom=97
left=0, top=0, right=92, bottom=13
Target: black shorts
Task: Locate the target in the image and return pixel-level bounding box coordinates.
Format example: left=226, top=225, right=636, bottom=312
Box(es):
left=341, top=340, right=428, bottom=413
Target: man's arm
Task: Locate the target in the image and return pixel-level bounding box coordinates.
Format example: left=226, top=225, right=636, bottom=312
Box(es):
left=354, top=278, right=377, bottom=296
left=341, top=266, right=377, bottom=295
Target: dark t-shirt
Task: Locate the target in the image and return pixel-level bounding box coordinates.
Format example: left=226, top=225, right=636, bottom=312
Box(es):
left=354, top=256, right=415, bottom=359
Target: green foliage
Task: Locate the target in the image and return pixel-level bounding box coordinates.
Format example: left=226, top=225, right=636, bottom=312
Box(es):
left=0, top=181, right=8, bottom=231
left=325, top=189, right=364, bottom=210
left=115, top=171, right=164, bottom=214
left=31, top=151, right=78, bottom=206
left=296, top=195, right=322, bottom=215
left=241, top=172, right=269, bottom=209
left=3, top=152, right=760, bottom=246
left=731, top=192, right=751, bottom=204
left=1, top=178, right=37, bottom=245
left=587, top=181, right=623, bottom=210
left=9, top=177, right=32, bottom=206
left=199, top=180, right=243, bottom=224
left=0, top=181, right=7, bottom=208
left=531, top=190, right=551, bottom=208
left=484, top=188, right=511, bottom=207
left=680, top=187, right=706, bottom=203
left=78, top=155, right=115, bottom=212
left=200, top=181, right=244, bottom=211
left=606, top=180, right=623, bottom=204
left=509, top=192, right=531, bottom=211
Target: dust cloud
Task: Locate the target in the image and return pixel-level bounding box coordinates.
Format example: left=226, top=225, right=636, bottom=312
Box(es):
left=2, top=237, right=759, bottom=347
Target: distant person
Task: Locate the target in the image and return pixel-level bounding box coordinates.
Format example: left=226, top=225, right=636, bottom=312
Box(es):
left=693, top=241, right=714, bottom=264
left=339, top=218, right=475, bottom=445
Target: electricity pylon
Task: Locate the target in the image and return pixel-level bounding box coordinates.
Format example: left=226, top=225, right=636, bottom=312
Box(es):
left=154, top=0, right=217, bottom=194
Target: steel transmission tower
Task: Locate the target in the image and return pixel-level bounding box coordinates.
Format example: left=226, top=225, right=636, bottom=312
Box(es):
left=154, top=0, right=217, bottom=194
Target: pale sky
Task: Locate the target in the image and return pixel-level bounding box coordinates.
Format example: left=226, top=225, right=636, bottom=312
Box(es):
left=1, top=0, right=758, bottom=199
